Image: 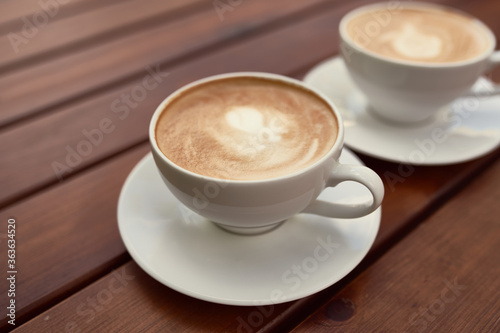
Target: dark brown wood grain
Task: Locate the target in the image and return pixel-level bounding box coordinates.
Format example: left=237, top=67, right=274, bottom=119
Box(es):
left=0, top=0, right=208, bottom=72
left=0, top=0, right=334, bottom=128
left=0, top=0, right=86, bottom=26
left=0, top=0, right=128, bottom=33
left=291, top=157, right=500, bottom=333
left=1, top=0, right=499, bottom=331
left=11, top=262, right=294, bottom=333
left=0, top=144, right=150, bottom=329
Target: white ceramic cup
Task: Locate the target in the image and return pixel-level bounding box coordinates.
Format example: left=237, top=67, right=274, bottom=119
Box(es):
left=339, top=2, right=500, bottom=124
left=149, top=72, right=384, bottom=235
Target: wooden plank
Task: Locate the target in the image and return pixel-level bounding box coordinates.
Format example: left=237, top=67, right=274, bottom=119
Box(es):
left=0, top=144, right=150, bottom=329
left=0, top=0, right=334, bottom=128
left=290, top=156, right=500, bottom=333
left=0, top=0, right=207, bottom=72
left=0, top=0, right=84, bottom=26
left=11, top=261, right=293, bottom=333
left=0, top=0, right=127, bottom=33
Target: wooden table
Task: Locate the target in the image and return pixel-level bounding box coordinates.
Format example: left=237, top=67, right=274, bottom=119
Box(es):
left=1, top=0, right=499, bottom=332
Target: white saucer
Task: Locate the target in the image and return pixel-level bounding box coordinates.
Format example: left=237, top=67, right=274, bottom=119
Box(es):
left=304, top=56, right=500, bottom=165
left=117, top=150, right=381, bottom=306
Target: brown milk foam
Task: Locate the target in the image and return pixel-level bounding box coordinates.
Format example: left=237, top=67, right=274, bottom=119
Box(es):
left=346, top=7, right=491, bottom=63
left=155, top=77, right=338, bottom=180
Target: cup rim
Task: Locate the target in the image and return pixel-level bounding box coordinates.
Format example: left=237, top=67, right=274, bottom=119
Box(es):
left=149, top=72, right=344, bottom=184
left=339, top=1, right=497, bottom=68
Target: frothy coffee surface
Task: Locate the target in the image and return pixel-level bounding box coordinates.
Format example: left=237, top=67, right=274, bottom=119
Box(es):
left=346, top=6, right=491, bottom=63
left=155, top=77, right=337, bottom=180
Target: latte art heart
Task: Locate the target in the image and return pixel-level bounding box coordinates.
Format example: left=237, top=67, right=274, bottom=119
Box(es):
left=384, top=23, right=443, bottom=60
left=346, top=7, right=491, bottom=63
left=223, top=106, right=286, bottom=154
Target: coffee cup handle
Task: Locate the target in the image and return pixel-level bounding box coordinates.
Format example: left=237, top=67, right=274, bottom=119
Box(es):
left=461, top=50, right=500, bottom=98
left=485, top=50, right=500, bottom=72
left=302, top=164, right=384, bottom=219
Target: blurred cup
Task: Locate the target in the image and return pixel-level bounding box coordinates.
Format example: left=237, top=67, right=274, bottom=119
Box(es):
left=339, top=1, right=500, bottom=124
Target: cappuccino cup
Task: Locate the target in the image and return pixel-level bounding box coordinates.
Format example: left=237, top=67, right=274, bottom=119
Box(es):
left=149, top=72, right=384, bottom=235
left=339, top=2, right=500, bottom=123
